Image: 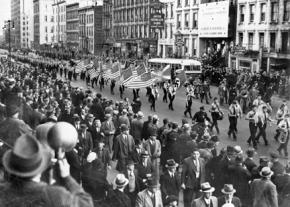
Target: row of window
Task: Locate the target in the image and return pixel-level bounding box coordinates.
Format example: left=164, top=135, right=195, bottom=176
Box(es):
left=114, top=25, right=151, bottom=39
left=67, top=23, right=78, bottom=31
left=164, top=3, right=174, bottom=19
left=113, top=7, right=149, bottom=23
left=67, top=33, right=79, bottom=42
left=177, top=12, right=198, bottom=29
left=238, top=31, right=289, bottom=52
left=53, top=4, right=66, bottom=14
left=161, top=23, right=174, bottom=39
left=177, top=0, right=198, bottom=7
left=114, top=0, right=149, bottom=7
left=239, top=1, right=290, bottom=23
left=67, top=11, right=78, bottom=20
left=79, top=14, right=94, bottom=24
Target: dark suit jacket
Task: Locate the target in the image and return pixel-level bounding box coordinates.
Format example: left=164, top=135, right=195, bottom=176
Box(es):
left=106, top=189, right=131, bottom=207
left=124, top=169, right=140, bottom=194
left=93, top=147, right=111, bottom=167
left=218, top=196, right=242, bottom=207
left=113, top=134, right=135, bottom=160
left=160, top=170, right=180, bottom=200
left=100, top=120, right=115, bottom=137
left=181, top=157, right=206, bottom=189
left=90, top=127, right=104, bottom=147
left=130, top=118, right=143, bottom=141
left=131, top=148, right=142, bottom=164
left=271, top=161, right=285, bottom=176
left=78, top=131, right=93, bottom=158
left=244, top=157, right=257, bottom=173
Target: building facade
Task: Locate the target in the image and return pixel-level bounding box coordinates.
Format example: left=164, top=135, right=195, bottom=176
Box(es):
left=52, top=0, right=67, bottom=44
left=157, top=0, right=176, bottom=58
left=112, top=0, right=160, bottom=58
left=230, top=0, right=290, bottom=73
left=102, top=0, right=114, bottom=55
left=33, top=0, right=54, bottom=49
left=66, top=2, right=79, bottom=51
left=78, top=5, right=104, bottom=55
left=11, top=0, right=34, bottom=49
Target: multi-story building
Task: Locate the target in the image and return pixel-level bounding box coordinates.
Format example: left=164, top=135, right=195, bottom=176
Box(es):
left=66, top=2, right=79, bottom=51
left=52, top=0, right=67, bottom=44
left=157, top=0, right=176, bottom=58
left=230, top=0, right=290, bottom=72
left=113, top=0, right=161, bottom=58
left=33, top=0, right=54, bottom=49
left=78, top=4, right=104, bottom=55
left=102, top=0, right=114, bottom=55
left=11, top=0, right=34, bottom=49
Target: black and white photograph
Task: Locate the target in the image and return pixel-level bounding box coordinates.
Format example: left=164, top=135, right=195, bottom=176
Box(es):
left=0, top=0, right=289, bottom=206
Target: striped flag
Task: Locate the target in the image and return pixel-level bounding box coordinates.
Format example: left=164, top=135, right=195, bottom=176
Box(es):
left=125, top=72, right=156, bottom=89
left=88, top=68, right=98, bottom=79
left=102, top=62, right=112, bottom=72
left=75, top=61, right=85, bottom=73
left=121, top=68, right=133, bottom=84
left=103, top=62, right=121, bottom=80
left=136, top=63, right=147, bottom=76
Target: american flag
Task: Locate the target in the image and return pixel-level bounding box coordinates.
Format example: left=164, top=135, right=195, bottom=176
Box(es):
left=103, top=62, right=121, bottom=80
left=75, top=61, right=85, bottom=73
left=125, top=72, right=156, bottom=89
left=87, top=68, right=99, bottom=79
left=102, top=62, right=112, bottom=72
left=136, top=62, right=147, bottom=76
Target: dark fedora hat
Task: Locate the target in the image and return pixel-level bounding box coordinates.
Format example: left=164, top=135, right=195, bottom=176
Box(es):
left=165, top=159, right=179, bottom=168
left=3, top=134, right=49, bottom=178
left=147, top=177, right=160, bottom=188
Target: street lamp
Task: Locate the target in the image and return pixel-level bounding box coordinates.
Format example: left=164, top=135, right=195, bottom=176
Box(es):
left=2, top=20, right=15, bottom=70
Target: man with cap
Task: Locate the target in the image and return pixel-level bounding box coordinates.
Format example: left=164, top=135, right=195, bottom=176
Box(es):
left=191, top=182, right=218, bottom=207
left=106, top=173, right=131, bottom=207
left=181, top=149, right=206, bottom=207
left=217, top=184, right=242, bottom=207
left=144, top=128, right=161, bottom=177
left=130, top=111, right=144, bottom=142
left=136, top=150, right=154, bottom=191
left=270, top=152, right=285, bottom=177
left=250, top=167, right=278, bottom=207
left=113, top=124, right=135, bottom=172
left=0, top=133, right=94, bottom=207
left=160, top=159, right=180, bottom=202
left=192, top=106, right=212, bottom=127
left=244, top=148, right=257, bottom=173
left=100, top=113, right=115, bottom=153
left=277, top=113, right=290, bottom=157
left=136, top=176, right=163, bottom=207
left=123, top=159, right=139, bottom=207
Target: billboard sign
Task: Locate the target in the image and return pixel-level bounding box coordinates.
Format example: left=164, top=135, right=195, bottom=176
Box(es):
left=198, top=1, right=230, bottom=38
left=150, top=13, right=165, bottom=29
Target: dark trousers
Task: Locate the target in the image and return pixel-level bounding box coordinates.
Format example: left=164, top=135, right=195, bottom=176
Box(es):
left=184, top=106, right=192, bottom=118
left=183, top=188, right=200, bottom=207
left=168, top=95, right=175, bottom=110
left=247, top=122, right=257, bottom=148
left=163, top=89, right=168, bottom=103
left=256, top=123, right=268, bottom=145
left=211, top=113, right=220, bottom=134
left=200, top=92, right=209, bottom=104
left=91, top=78, right=97, bottom=88
left=228, top=116, right=237, bottom=140
left=150, top=99, right=156, bottom=112
left=110, top=85, right=115, bottom=95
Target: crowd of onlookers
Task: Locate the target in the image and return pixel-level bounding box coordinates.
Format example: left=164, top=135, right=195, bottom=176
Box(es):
left=0, top=56, right=289, bottom=207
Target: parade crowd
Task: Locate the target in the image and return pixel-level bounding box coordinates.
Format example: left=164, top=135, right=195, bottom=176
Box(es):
left=0, top=55, right=289, bottom=207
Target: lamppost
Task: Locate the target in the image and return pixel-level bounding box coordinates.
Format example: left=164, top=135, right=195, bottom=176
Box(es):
left=2, top=20, right=15, bottom=70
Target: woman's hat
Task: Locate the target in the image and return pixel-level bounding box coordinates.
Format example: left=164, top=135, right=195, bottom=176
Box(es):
left=260, top=167, right=274, bottom=178
left=2, top=134, right=50, bottom=178
left=114, top=174, right=129, bottom=188
left=200, top=182, right=215, bottom=193
left=165, top=159, right=179, bottom=168
left=221, top=184, right=236, bottom=194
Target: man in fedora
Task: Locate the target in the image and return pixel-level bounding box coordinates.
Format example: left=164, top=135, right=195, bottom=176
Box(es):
left=250, top=167, right=278, bottom=207
left=106, top=173, right=131, bottom=207
left=123, top=159, right=139, bottom=207
left=0, top=133, right=94, bottom=207
left=100, top=113, right=115, bottom=153
left=160, top=159, right=180, bottom=202
left=192, top=182, right=218, bottom=207
left=218, top=184, right=242, bottom=207
left=136, top=150, right=154, bottom=191
left=181, top=149, right=206, bottom=207
left=113, top=124, right=135, bottom=172
left=136, top=177, right=163, bottom=207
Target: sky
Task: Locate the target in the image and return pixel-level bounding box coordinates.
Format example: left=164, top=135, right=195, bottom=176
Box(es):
left=0, top=0, right=11, bottom=35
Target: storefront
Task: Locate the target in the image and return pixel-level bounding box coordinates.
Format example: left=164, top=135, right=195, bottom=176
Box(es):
left=229, top=48, right=260, bottom=72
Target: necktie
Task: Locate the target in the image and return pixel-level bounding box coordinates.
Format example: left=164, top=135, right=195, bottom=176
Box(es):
left=264, top=112, right=267, bottom=124
left=152, top=193, right=156, bottom=207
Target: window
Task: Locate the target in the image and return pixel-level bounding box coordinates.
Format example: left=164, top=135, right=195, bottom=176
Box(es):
left=249, top=4, right=255, bottom=22
left=270, top=32, right=276, bottom=50
left=185, top=13, right=189, bottom=28
left=260, top=3, right=266, bottom=22
left=271, top=2, right=278, bottom=22
left=170, top=4, right=173, bottom=18
left=165, top=24, right=167, bottom=38
left=185, top=0, right=189, bottom=6
left=177, top=0, right=181, bottom=7
left=259, top=33, right=264, bottom=48
left=248, top=32, right=254, bottom=49
left=177, top=14, right=181, bottom=28
left=238, top=32, right=243, bottom=46
left=45, top=15, right=47, bottom=22
left=184, top=38, right=188, bottom=53
left=192, top=38, right=197, bottom=56
left=193, top=12, right=197, bottom=28
left=283, top=0, right=290, bottom=21
left=165, top=5, right=168, bottom=18
left=281, top=32, right=289, bottom=52
left=170, top=24, right=173, bottom=39
left=45, top=26, right=47, bottom=33
left=240, top=5, right=245, bottom=23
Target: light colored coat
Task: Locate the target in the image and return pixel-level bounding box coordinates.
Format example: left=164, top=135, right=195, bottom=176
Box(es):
left=250, top=178, right=278, bottom=207
left=135, top=189, right=163, bottom=207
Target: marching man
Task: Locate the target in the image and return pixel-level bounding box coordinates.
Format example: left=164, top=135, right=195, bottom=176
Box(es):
left=277, top=113, right=290, bottom=158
